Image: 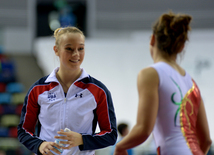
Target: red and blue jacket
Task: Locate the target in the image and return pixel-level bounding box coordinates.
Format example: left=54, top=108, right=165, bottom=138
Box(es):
left=17, top=68, right=117, bottom=155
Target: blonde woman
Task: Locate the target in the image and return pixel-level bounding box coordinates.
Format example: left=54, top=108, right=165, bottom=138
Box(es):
left=18, top=27, right=117, bottom=155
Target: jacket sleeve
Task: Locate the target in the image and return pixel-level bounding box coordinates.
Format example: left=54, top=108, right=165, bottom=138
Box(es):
left=17, top=86, right=44, bottom=154
left=79, top=85, right=118, bottom=150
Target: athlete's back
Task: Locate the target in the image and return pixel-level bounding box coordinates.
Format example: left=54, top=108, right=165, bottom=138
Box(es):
left=114, top=11, right=212, bottom=155
left=152, top=62, right=203, bottom=155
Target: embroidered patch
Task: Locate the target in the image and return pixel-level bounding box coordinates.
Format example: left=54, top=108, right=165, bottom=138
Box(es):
left=48, top=92, right=56, bottom=101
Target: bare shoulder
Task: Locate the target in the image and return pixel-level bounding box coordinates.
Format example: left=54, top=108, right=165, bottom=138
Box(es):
left=137, top=67, right=159, bottom=88
left=138, top=67, right=159, bottom=82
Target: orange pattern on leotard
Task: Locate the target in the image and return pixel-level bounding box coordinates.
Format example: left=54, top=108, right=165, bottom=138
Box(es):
left=180, top=80, right=204, bottom=155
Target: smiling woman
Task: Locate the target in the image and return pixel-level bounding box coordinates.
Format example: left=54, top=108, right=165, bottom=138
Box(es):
left=53, top=28, right=86, bottom=91
left=17, top=26, right=117, bottom=155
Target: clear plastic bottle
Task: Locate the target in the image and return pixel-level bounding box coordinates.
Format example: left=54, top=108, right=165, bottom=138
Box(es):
left=51, top=128, right=71, bottom=154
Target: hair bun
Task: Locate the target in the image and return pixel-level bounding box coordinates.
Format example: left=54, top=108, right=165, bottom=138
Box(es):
left=152, top=11, right=192, bottom=55
left=170, top=14, right=192, bottom=33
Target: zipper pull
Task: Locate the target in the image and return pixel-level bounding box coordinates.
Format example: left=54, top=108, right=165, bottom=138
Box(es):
left=64, top=98, right=66, bottom=102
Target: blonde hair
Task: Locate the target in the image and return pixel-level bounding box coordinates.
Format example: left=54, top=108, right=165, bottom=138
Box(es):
left=152, top=11, right=192, bottom=55
left=53, top=26, right=85, bottom=48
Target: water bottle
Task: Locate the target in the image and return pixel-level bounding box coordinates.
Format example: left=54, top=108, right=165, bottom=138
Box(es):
left=51, top=128, right=71, bottom=154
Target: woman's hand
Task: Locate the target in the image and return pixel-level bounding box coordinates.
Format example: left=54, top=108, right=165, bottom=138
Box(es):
left=39, top=141, right=61, bottom=155
left=54, top=129, right=83, bottom=149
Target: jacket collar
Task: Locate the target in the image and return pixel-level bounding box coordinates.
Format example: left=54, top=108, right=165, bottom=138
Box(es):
left=45, top=67, right=89, bottom=83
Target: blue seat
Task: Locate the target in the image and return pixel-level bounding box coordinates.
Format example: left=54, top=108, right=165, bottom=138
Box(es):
left=0, top=104, right=16, bottom=115
left=0, top=127, right=9, bottom=137
left=6, top=82, right=24, bottom=93
left=0, top=59, right=16, bottom=83
left=0, top=93, right=11, bottom=104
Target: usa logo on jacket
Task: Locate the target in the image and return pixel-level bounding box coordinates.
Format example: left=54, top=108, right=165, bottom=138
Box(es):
left=48, top=92, right=56, bottom=101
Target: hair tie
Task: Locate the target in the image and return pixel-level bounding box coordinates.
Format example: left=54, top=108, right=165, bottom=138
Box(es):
left=58, top=28, right=65, bottom=33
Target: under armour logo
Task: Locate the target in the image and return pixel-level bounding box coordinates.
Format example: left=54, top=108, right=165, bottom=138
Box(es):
left=75, top=93, right=83, bottom=98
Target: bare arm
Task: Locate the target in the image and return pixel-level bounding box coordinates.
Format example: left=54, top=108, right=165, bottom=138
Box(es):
left=196, top=99, right=212, bottom=154
left=114, top=67, right=159, bottom=155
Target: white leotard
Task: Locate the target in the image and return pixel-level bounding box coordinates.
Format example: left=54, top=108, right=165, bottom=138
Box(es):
left=151, top=62, right=203, bottom=155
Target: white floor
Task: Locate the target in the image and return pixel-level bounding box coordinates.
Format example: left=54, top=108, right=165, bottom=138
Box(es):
left=34, top=29, right=214, bottom=154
